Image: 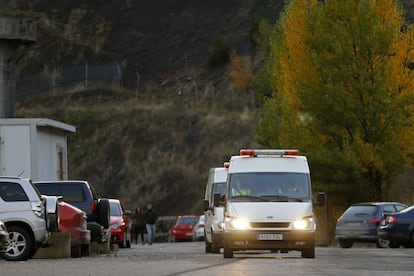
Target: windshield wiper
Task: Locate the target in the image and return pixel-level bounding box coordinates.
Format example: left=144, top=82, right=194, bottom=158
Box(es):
left=231, top=195, right=268, bottom=202
left=286, top=197, right=303, bottom=202
left=259, top=195, right=289, bottom=202
left=261, top=195, right=304, bottom=202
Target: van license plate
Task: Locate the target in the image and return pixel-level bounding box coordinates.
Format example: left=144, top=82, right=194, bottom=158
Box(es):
left=257, top=234, right=283, bottom=240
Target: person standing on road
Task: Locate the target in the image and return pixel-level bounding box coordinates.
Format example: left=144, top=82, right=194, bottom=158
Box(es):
left=132, top=206, right=146, bottom=245
left=144, top=203, right=158, bottom=245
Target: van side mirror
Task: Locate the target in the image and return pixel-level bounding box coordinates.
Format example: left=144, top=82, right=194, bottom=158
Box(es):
left=316, top=192, right=325, bottom=207
left=213, top=193, right=224, bottom=207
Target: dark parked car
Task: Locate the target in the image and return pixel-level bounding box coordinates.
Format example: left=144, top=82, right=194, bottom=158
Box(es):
left=335, top=202, right=407, bottom=248
left=378, top=205, right=414, bottom=248
left=34, top=180, right=110, bottom=243
left=155, top=216, right=176, bottom=242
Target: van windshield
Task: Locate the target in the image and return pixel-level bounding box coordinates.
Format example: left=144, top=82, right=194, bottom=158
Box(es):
left=228, top=172, right=310, bottom=202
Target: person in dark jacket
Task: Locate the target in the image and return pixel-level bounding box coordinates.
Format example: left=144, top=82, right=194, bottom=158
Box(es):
left=144, top=203, right=158, bottom=245
left=132, top=206, right=146, bottom=245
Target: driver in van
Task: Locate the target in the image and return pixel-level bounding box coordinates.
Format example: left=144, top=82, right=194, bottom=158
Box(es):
left=231, top=178, right=251, bottom=196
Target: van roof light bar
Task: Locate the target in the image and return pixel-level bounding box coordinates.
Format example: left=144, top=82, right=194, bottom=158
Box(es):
left=240, top=149, right=298, bottom=157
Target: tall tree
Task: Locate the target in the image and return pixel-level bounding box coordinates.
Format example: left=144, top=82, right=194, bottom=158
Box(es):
left=257, top=0, right=414, bottom=201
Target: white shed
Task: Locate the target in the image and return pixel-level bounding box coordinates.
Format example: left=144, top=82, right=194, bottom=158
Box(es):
left=0, top=118, right=76, bottom=181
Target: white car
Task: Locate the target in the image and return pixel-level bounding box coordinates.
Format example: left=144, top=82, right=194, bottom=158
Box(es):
left=0, top=177, right=59, bottom=261
left=193, top=215, right=205, bottom=241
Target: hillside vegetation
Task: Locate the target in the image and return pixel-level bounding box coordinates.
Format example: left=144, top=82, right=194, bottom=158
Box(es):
left=16, top=88, right=259, bottom=215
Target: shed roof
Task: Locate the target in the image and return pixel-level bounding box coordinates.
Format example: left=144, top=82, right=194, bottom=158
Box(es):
left=0, top=118, right=76, bottom=133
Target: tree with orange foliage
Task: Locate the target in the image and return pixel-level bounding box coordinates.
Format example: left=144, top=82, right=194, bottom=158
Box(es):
left=228, top=50, right=253, bottom=92
left=257, top=0, right=414, bottom=202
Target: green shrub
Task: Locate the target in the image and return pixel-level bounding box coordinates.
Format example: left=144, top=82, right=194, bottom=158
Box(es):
left=207, top=34, right=230, bottom=67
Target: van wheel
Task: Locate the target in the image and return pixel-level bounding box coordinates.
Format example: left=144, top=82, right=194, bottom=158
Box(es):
left=97, top=199, right=110, bottom=229
left=205, top=240, right=212, bottom=253
left=211, top=242, right=220, bottom=254
left=301, top=247, right=315, bottom=258
left=3, top=225, right=34, bottom=261
left=211, top=234, right=220, bottom=253
left=223, top=243, right=233, bottom=258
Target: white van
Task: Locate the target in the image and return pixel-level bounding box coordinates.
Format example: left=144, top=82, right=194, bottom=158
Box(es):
left=203, top=164, right=228, bottom=253
left=219, top=149, right=324, bottom=258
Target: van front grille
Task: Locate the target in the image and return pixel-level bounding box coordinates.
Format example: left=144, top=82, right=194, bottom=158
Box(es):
left=250, top=222, right=290, bottom=228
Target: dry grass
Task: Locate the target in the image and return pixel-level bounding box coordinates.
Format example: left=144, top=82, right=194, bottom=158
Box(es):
left=15, top=86, right=258, bottom=215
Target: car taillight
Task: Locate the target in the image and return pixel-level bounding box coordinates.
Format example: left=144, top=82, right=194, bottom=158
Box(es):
left=91, top=201, right=97, bottom=212
left=368, top=217, right=381, bottom=224
left=386, top=216, right=396, bottom=224
left=31, top=201, right=44, bottom=217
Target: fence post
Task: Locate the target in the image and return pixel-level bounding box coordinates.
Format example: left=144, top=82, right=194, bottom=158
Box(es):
left=52, top=63, right=56, bottom=95
left=113, top=61, right=122, bottom=87
left=85, top=61, right=88, bottom=89
left=135, top=71, right=140, bottom=99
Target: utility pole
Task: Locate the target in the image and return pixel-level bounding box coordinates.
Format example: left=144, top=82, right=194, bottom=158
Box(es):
left=0, top=17, right=36, bottom=118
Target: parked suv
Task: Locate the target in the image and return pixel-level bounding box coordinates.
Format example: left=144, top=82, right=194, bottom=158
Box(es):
left=0, top=177, right=59, bottom=261
left=34, top=180, right=110, bottom=243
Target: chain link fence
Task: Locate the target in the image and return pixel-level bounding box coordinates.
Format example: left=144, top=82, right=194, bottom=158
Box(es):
left=16, top=62, right=122, bottom=100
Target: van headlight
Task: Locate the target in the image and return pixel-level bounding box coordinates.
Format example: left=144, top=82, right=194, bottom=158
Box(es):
left=293, top=217, right=314, bottom=230
left=228, top=218, right=250, bottom=230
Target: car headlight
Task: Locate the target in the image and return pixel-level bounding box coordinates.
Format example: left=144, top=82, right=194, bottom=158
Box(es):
left=293, top=217, right=314, bottom=230
left=229, top=218, right=250, bottom=230
left=109, top=224, right=121, bottom=230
